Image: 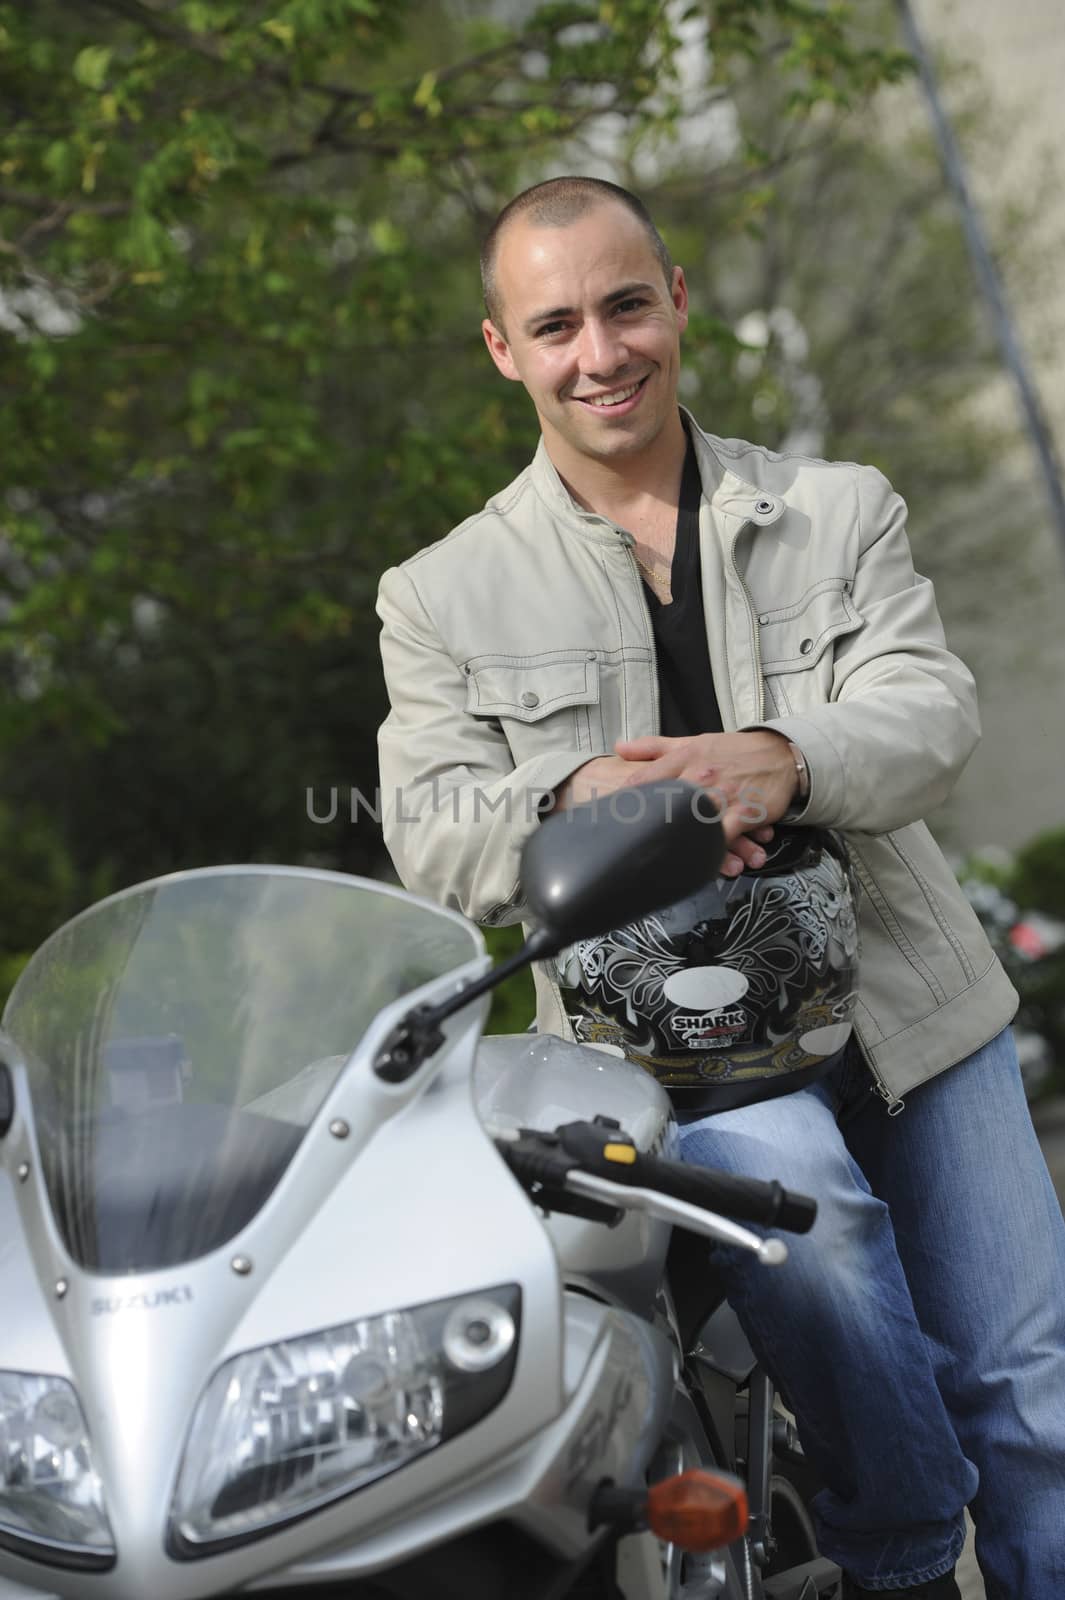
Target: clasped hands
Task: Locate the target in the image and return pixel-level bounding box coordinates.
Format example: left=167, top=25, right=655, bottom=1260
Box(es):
left=553, top=730, right=801, bottom=878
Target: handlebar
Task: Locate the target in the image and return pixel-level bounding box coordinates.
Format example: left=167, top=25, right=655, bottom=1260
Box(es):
left=494, top=1118, right=817, bottom=1237
left=624, top=1151, right=817, bottom=1235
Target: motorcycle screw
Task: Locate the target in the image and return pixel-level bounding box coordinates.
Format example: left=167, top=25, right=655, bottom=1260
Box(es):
left=17, top=1161, right=30, bottom=1182
left=329, top=1119, right=350, bottom=1140
left=231, top=1255, right=253, bottom=1276
left=55, top=1279, right=68, bottom=1299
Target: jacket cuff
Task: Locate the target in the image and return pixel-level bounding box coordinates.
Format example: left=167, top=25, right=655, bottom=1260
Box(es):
left=740, top=717, right=846, bottom=828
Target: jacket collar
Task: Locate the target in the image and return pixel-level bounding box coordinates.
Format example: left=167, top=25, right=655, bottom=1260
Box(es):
left=527, top=406, right=786, bottom=540
left=682, top=408, right=786, bottom=528
left=528, top=438, right=625, bottom=546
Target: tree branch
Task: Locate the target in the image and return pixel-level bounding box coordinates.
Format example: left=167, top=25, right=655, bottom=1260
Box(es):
left=82, top=0, right=373, bottom=104
left=83, top=0, right=231, bottom=65
left=0, top=187, right=129, bottom=222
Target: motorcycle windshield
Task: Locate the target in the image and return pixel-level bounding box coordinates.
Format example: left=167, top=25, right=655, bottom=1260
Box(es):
left=2, top=869, right=480, bottom=1273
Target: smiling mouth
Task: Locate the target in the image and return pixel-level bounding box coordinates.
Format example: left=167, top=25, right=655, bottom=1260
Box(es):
left=573, top=377, right=648, bottom=409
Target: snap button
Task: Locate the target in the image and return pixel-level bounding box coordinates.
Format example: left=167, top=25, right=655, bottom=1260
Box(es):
left=754, top=497, right=774, bottom=516
left=462, top=663, right=471, bottom=675
left=520, top=690, right=540, bottom=708
left=586, top=651, right=596, bottom=662
left=799, top=638, right=813, bottom=655
left=758, top=614, right=770, bottom=625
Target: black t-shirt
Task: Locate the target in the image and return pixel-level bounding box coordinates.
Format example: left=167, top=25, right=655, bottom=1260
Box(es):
left=644, top=433, right=723, bottom=739
left=637, top=429, right=735, bottom=1120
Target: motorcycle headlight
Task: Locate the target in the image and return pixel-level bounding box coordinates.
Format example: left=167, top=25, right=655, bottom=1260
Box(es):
left=170, top=1285, right=520, bottom=1555
left=0, top=1372, right=115, bottom=1571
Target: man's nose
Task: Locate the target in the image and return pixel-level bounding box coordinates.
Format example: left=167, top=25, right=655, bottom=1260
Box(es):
left=576, top=317, right=628, bottom=376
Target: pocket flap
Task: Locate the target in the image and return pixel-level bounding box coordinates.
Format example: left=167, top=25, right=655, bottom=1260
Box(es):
left=758, top=580, right=863, bottom=673
left=464, top=651, right=600, bottom=721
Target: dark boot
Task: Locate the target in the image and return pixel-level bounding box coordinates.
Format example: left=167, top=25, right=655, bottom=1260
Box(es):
left=842, top=1572, right=961, bottom=1599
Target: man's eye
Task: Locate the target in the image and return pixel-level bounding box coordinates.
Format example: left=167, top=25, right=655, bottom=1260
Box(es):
left=616, top=298, right=646, bottom=313
left=537, top=322, right=567, bottom=337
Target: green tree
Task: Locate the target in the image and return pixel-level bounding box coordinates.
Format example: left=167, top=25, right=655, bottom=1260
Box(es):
left=0, top=0, right=912, bottom=997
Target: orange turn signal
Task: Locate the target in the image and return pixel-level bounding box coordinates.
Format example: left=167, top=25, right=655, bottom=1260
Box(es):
left=645, top=1468, right=748, bottom=1552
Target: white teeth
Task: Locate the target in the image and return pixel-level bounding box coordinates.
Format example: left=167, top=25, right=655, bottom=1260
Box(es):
left=586, top=382, right=641, bottom=407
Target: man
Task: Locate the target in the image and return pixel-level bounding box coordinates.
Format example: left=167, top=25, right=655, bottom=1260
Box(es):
left=376, top=178, right=1065, bottom=1597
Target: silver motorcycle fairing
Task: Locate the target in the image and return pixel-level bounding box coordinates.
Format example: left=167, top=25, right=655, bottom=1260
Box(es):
left=0, top=1093, right=674, bottom=1598
left=0, top=993, right=678, bottom=1596
left=475, top=1034, right=677, bottom=1315
left=0, top=865, right=769, bottom=1600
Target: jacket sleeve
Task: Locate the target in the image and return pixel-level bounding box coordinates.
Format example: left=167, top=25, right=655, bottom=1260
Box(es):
left=746, top=465, right=981, bottom=835
left=376, top=563, right=592, bottom=924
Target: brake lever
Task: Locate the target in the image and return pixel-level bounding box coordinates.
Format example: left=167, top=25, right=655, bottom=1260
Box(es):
left=564, top=1169, right=788, bottom=1266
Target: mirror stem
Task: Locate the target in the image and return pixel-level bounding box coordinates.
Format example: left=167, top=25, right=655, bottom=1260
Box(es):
left=373, top=927, right=559, bottom=1083
left=432, top=925, right=558, bottom=1023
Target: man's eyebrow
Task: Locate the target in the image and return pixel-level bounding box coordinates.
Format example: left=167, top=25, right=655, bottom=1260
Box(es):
left=523, top=282, right=660, bottom=333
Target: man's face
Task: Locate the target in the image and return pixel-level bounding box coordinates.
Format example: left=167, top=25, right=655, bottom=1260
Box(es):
left=482, top=202, right=688, bottom=467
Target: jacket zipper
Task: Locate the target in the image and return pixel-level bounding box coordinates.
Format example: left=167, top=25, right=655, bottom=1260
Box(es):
left=732, top=523, right=908, bottom=1117
left=728, top=519, right=766, bottom=726
left=873, top=1080, right=907, bottom=1116
left=621, top=536, right=660, bottom=735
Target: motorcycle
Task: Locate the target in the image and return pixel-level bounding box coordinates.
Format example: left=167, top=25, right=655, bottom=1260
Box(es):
left=0, top=782, right=839, bottom=1600
left=959, top=874, right=1065, bottom=1098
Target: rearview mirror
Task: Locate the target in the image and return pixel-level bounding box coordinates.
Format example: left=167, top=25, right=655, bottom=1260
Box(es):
left=374, top=780, right=725, bottom=1082
left=520, top=780, right=725, bottom=957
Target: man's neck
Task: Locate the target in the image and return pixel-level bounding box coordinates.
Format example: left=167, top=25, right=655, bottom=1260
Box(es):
left=545, top=409, right=689, bottom=544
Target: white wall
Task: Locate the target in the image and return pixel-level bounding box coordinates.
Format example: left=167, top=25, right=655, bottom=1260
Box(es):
left=913, top=0, right=1065, bottom=853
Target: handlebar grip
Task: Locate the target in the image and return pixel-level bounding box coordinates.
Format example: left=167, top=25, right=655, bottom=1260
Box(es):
left=629, top=1152, right=818, bottom=1235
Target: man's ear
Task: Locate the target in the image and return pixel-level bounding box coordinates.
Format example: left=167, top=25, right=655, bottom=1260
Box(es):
left=671, top=266, right=689, bottom=337
left=482, top=318, right=522, bottom=382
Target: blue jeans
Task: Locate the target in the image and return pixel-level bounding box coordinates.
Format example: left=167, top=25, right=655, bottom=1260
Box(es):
left=678, top=1028, right=1065, bottom=1596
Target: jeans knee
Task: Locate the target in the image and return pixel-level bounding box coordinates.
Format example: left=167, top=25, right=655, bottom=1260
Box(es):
left=680, top=1122, right=873, bottom=1213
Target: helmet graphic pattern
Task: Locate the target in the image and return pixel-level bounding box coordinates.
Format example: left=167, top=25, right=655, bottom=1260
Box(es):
left=556, top=828, right=860, bottom=1090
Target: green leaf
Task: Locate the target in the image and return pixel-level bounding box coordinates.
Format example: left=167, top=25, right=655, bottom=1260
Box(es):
left=27, top=344, right=58, bottom=381
left=412, top=70, right=437, bottom=108
left=42, top=139, right=73, bottom=182
left=370, top=218, right=404, bottom=253
left=261, top=18, right=295, bottom=48
left=221, top=427, right=268, bottom=453
left=122, top=210, right=169, bottom=268
left=180, top=2, right=216, bottom=34
left=73, top=45, right=112, bottom=90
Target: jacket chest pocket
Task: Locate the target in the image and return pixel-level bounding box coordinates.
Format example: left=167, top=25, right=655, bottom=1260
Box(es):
left=756, top=578, right=863, bottom=710
left=463, top=650, right=604, bottom=758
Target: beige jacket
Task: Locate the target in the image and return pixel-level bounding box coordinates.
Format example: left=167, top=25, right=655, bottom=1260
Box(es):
left=376, top=412, right=1017, bottom=1107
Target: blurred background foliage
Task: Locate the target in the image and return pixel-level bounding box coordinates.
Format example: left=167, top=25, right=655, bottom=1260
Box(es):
left=958, top=828, right=1065, bottom=1098
left=0, top=0, right=1061, bottom=1035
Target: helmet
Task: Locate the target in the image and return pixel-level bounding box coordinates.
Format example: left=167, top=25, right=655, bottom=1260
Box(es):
left=554, top=826, right=860, bottom=1112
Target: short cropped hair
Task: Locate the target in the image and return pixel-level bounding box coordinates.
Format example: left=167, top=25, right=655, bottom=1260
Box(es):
left=480, top=177, right=673, bottom=334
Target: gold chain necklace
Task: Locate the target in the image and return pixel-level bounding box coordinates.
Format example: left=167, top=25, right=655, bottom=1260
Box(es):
left=635, top=552, right=671, bottom=583
left=635, top=547, right=673, bottom=601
